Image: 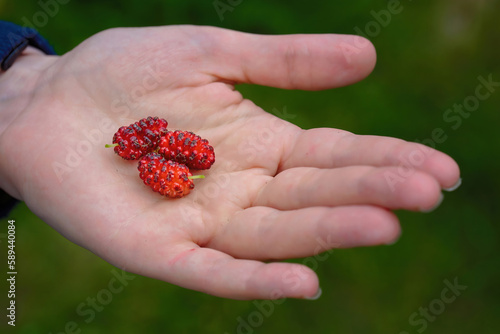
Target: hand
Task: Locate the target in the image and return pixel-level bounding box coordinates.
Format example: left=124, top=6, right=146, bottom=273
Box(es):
left=0, top=25, right=460, bottom=299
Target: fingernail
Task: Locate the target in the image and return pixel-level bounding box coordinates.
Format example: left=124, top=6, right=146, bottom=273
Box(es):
left=385, top=234, right=401, bottom=246
left=420, top=193, right=444, bottom=213
left=444, top=178, right=462, bottom=192
left=305, top=287, right=322, bottom=301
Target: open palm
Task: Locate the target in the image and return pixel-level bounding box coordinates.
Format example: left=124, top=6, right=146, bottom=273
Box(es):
left=0, top=25, right=460, bottom=299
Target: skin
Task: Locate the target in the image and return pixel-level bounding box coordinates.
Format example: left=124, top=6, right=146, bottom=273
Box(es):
left=0, top=25, right=460, bottom=300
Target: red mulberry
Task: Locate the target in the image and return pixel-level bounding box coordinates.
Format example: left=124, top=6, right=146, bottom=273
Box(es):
left=107, top=117, right=168, bottom=160
left=137, top=153, right=203, bottom=198
left=158, top=130, right=215, bottom=170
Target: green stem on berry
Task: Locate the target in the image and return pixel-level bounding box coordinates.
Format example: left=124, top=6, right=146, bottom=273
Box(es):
left=188, top=175, right=205, bottom=180
left=105, top=143, right=119, bottom=148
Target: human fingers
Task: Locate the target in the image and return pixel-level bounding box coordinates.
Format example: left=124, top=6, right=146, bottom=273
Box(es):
left=252, top=166, right=443, bottom=212
left=207, top=205, right=400, bottom=260
left=156, top=242, right=320, bottom=300
left=279, top=128, right=461, bottom=190
left=200, top=27, right=376, bottom=90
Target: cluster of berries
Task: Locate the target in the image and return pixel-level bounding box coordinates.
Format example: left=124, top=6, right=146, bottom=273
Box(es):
left=106, top=116, right=215, bottom=198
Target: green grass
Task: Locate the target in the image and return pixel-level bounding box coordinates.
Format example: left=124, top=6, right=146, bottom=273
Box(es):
left=1, top=0, right=499, bottom=333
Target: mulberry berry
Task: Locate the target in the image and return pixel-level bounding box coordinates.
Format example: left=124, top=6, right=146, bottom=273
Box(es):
left=107, top=117, right=168, bottom=160
left=158, top=130, right=215, bottom=170
left=137, top=153, right=203, bottom=198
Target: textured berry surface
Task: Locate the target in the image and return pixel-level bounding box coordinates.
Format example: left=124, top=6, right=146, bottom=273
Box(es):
left=138, top=153, right=195, bottom=198
left=111, top=117, right=168, bottom=160
left=158, top=130, right=215, bottom=170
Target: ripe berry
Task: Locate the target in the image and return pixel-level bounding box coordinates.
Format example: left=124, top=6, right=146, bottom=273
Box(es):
left=106, top=117, right=168, bottom=160
left=158, top=130, right=215, bottom=170
left=137, top=153, right=204, bottom=198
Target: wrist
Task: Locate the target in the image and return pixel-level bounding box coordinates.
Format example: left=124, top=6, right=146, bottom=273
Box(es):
left=0, top=21, right=58, bottom=205
left=1, top=20, right=58, bottom=137
left=0, top=47, right=56, bottom=135
left=0, top=48, right=57, bottom=200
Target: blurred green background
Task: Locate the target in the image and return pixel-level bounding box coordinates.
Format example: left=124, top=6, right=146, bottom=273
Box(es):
left=1, top=0, right=499, bottom=333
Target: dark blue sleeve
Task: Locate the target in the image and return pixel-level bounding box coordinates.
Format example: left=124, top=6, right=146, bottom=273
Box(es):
left=0, top=190, right=19, bottom=217
left=0, top=20, right=56, bottom=70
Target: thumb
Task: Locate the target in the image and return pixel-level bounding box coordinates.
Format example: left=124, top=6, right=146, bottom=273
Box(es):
left=202, top=27, right=377, bottom=90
